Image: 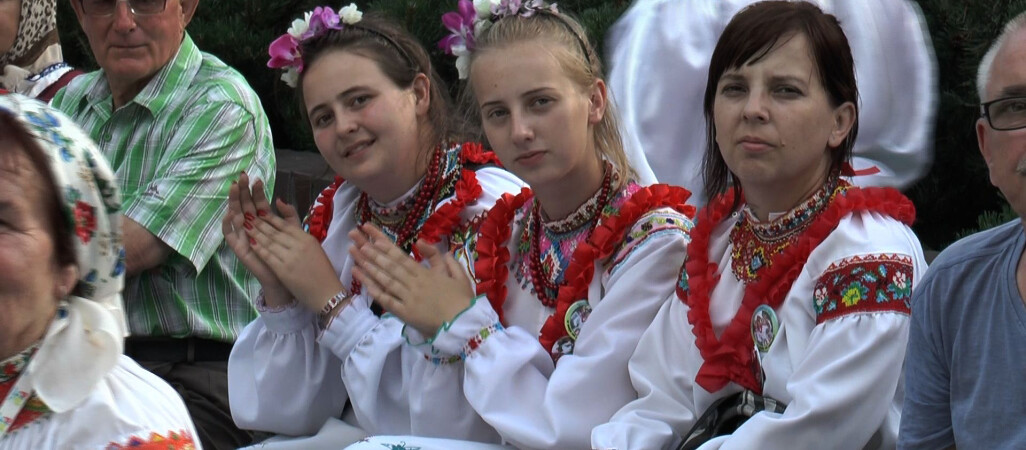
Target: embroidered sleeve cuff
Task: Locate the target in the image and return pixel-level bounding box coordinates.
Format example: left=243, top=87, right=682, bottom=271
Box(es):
left=255, top=290, right=299, bottom=313
left=257, top=300, right=316, bottom=334
left=405, top=295, right=498, bottom=357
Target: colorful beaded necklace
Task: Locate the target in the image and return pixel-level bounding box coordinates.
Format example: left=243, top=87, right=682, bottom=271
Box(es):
left=729, top=178, right=845, bottom=283
left=525, top=165, right=614, bottom=307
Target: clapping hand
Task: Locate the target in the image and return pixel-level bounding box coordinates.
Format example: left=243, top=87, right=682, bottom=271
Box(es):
left=222, top=172, right=292, bottom=307
left=349, top=224, right=475, bottom=336
left=245, top=196, right=345, bottom=313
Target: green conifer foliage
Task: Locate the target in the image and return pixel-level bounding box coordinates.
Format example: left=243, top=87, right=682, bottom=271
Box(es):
left=906, top=0, right=1026, bottom=248
left=54, top=0, right=1026, bottom=249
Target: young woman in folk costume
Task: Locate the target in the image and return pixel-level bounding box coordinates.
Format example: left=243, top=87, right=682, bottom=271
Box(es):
left=592, top=2, right=928, bottom=449
left=222, top=4, right=524, bottom=445
left=346, top=1, right=696, bottom=448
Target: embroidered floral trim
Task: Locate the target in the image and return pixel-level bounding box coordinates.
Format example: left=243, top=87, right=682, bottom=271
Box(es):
left=474, top=183, right=695, bottom=361
left=813, top=254, right=914, bottom=323
left=0, top=342, right=51, bottom=434
left=608, top=210, right=694, bottom=272
left=425, top=320, right=506, bottom=365
left=462, top=322, right=504, bottom=358
left=730, top=179, right=846, bottom=283
left=542, top=170, right=620, bottom=233
left=0, top=344, right=38, bottom=384
left=679, top=185, right=915, bottom=394
left=104, top=429, right=197, bottom=449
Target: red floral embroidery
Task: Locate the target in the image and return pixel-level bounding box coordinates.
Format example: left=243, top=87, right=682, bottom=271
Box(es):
left=74, top=200, right=97, bottom=244
left=813, top=254, right=914, bottom=323
left=0, top=389, right=50, bottom=434
left=474, top=184, right=695, bottom=361
left=105, top=430, right=197, bottom=449
left=680, top=185, right=915, bottom=394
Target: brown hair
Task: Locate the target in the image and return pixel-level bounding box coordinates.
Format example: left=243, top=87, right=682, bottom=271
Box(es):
left=0, top=110, right=75, bottom=268
left=701, top=0, right=859, bottom=201
left=463, top=10, right=636, bottom=190
left=295, top=14, right=464, bottom=156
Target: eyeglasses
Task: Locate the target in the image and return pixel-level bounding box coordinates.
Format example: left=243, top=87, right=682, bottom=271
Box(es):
left=981, top=95, right=1026, bottom=131
left=79, top=0, right=168, bottom=17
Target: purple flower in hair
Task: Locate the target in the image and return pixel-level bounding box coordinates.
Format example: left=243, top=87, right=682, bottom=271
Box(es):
left=439, top=0, right=477, bottom=55
left=304, top=6, right=342, bottom=39
left=493, top=0, right=556, bottom=17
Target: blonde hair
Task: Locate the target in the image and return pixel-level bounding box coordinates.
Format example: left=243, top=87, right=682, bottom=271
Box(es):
left=463, top=11, right=636, bottom=190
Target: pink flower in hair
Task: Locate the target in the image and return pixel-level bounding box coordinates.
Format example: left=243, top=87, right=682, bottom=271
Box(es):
left=267, top=35, right=302, bottom=71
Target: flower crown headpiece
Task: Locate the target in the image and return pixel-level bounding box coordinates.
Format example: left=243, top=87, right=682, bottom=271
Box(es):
left=268, top=4, right=364, bottom=87
left=439, top=0, right=562, bottom=79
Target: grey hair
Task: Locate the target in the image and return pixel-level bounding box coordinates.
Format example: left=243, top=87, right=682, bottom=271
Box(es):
left=977, top=11, right=1026, bottom=101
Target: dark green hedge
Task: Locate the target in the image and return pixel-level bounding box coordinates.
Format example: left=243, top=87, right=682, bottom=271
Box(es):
left=56, top=0, right=1025, bottom=249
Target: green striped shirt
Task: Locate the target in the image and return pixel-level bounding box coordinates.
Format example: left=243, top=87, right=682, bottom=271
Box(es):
left=52, top=34, right=275, bottom=342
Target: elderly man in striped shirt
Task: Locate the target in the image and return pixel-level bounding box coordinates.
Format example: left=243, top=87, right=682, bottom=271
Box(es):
left=52, top=0, right=275, bottom=448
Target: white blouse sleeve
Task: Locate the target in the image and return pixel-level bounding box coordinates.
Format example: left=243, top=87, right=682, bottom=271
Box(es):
left=228, top=301, right=349, bottom=437
left=321, top=295, right=416, bottom=436
left=592, top=298, right=702, bottom=450
left=698, top=313, right=909, bottom=450
left=414, top=217, right=690, bottom=449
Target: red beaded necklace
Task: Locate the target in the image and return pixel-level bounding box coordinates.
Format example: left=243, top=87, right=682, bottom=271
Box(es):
left=358, top=145, right=444, bottom=252
left=526, top=167, right=613, bottom=307
left=304, top=142, right=500, bottom=297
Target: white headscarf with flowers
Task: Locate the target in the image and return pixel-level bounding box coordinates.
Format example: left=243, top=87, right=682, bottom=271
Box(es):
left=0, top=94, right=126, bottom=414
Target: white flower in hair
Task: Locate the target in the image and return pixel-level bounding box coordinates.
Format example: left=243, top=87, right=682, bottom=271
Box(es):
left=281, top=69, right=300, bottom=88
left=339, top=3, right=363, bottom=24
left=474, top=0, right=499, bottom=19
left=287, top=13, right=312, bottom=39
left=474, top=19, right=492, bottom=37
left=454, top=52, right=471, bottom=80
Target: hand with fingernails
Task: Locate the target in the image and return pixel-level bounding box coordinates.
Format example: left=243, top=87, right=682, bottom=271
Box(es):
left=222, top=172, right=344, bottom=311
left=349, top=224, right=474, bottom=336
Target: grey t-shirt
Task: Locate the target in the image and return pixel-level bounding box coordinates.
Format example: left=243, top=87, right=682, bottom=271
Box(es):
left=899, top=219, right=1026, bottom=449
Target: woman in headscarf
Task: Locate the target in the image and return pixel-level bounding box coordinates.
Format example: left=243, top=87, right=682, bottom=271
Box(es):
left=0, top=93, right=196, bottom=449
left=0, top=0, right=82, bottom=102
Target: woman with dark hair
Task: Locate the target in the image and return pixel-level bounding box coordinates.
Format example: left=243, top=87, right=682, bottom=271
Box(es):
left=224, top=4, right=523, bottom=447
left=593, top=2, right=927, bottom=449
left=0, top=94, right=195, bottom=448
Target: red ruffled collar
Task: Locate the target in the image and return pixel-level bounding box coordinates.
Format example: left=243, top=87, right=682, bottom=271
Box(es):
left=680, top=184, right=915, bottom=393
left=475, top=183, right=695, bottom=361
